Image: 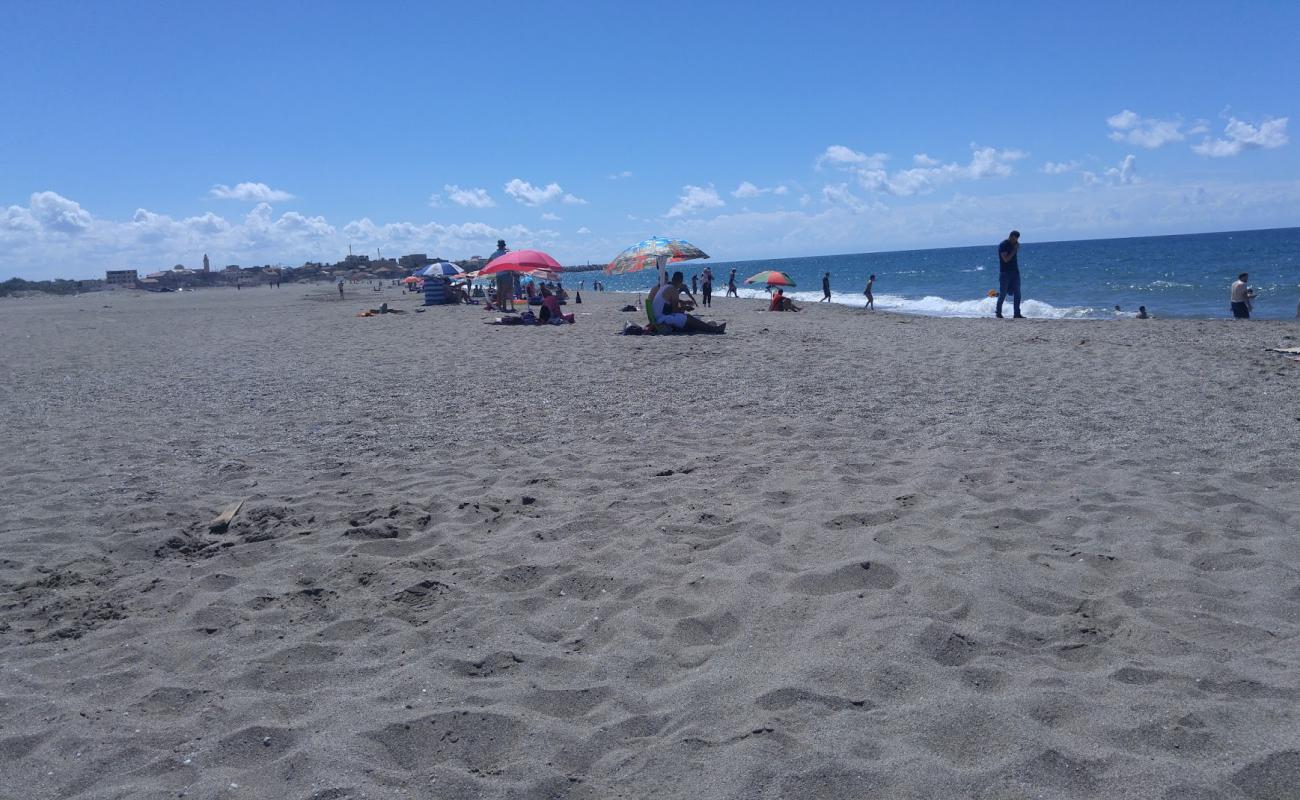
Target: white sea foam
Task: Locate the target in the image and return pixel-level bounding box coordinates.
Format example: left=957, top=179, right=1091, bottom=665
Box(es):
left=729, top=287, right=1095, bottom=318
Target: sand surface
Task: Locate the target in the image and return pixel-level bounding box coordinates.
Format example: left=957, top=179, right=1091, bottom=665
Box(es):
left=2, top=285, right=1299, bottom=800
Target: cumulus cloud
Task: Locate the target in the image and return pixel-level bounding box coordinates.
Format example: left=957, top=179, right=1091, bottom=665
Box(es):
left=1192, top=117, right=1289, bottom=157
left=665, top=184, right=725, bottom=217
left=439, top=185, right=496, bottom=208
left=607, top=171, right=633, bottom=180
left=821, top=183, right=871, bottom=213
left=1042, top=160, right=1081, bottom=175
left=504, top=179, right=586, bottom=206
left=1081, top=154, right=1138, bottom=187
left=576, top=227, right=591, bottom=234
left=28, top=191, right=93, bottom=234
left=1106, top=110, right=1185, bottom=148
left=209, top=182, right=295, bottom=202
left=731, top=181, right=789, bottom=199
left=0, top=190, right=565, bottom=280
left=816, top=145, right=889, bottom=171
left=822, top=144, right=1027, bottom=197
left=540, top=212, right=561, bottom=221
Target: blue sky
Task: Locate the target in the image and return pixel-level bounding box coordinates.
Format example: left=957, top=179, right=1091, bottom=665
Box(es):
left=2, top=0, right=1297, bottom=279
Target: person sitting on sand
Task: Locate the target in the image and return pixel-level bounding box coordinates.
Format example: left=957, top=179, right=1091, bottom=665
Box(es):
left=651, top=271, right=726, bottom=333
left=768, top=288, right=800, bottom=312
left=538, top=286, right=564, bottom=323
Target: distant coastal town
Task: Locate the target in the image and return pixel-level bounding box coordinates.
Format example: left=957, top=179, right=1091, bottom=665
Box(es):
left=0, top=251, right=606, bottom=297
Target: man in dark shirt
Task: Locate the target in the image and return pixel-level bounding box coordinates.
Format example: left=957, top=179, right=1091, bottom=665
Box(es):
left=821, top=272, right=832, bottom=302
left=996, top=230, right=1024, bottom=319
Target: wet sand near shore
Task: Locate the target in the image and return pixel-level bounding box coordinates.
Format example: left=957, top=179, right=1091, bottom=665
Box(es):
left=2, top=285, right=1299, bottom=799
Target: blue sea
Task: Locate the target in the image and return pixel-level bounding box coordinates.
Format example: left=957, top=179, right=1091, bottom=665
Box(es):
left=594, top=228, right=1300, bottom=319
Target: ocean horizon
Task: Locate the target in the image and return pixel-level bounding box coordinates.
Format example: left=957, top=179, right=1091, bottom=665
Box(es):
left=591, top=227, right=1300, bottom=320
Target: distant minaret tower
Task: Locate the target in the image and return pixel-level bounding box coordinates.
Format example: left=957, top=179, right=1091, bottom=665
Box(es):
left=203, top=254, right=210, bottom=273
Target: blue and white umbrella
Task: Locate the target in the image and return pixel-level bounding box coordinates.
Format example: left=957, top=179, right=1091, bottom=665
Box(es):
left=417, top=261, right=464, bottom=278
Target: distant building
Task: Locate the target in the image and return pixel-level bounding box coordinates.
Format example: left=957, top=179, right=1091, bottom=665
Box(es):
left=343, top=254, right=370, bottom=267
left=105, top=269, right=138, bottom=287
left=399, top=253, right=432, bottom=270
left=203, top=254, right=210, bottom=273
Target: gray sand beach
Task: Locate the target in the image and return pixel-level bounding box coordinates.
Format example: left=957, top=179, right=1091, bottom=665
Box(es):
left=2, top=286, right=1299, bottom=799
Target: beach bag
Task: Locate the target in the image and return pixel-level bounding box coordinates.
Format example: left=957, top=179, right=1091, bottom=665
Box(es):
left=622, top=323, right=644, bottom=335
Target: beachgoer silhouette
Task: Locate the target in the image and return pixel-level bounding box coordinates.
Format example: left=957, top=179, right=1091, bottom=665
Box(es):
left=996, top=230, right=1024, bottom=319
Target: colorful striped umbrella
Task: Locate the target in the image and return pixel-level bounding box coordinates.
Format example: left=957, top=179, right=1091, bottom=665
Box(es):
left=417, top=261, right=463, bottom=278
left=744, top=270, right=796, bottom=287
left=606, top=237, right=709, bottom=278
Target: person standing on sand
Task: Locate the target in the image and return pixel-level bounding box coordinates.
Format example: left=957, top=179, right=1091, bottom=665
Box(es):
left=691, top=273, right=698, bottom=295
left=996, top=230, right=1024, bottom=319
left=863, top=274, right=875, bottom=309
left=727, top=269, right=738, bottom=297
left=821, top=272, right=832, bottom=302
left=701, top=266, right=714, bottom=307
left=489, top=239, right=513, bottom=312
left=1230, top=272, right=1254, bottom=319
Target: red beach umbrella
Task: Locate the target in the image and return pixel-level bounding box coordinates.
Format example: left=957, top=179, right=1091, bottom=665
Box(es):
left=477, top=249, right=564, bottom=276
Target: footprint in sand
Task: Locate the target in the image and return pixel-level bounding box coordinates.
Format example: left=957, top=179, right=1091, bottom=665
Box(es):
left=789, top=561, right=900, bottom=595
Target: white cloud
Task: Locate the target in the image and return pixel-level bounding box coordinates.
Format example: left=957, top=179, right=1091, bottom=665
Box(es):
left=0, top=190, right=568, bottom=280
left=607, top=171, right=633, bottom=180
left=1106, top=109, right=1185, bottom=148
left=209, top=182, right=295, bottom=202
left=441, top=184, right=496, bottom=208
left=1082, top=154, right=1138, bottom=187
left=731, top=181, right=789, bottom=199
left=540, top=212, right=561, bottom=221
left=913, top=154, right=940, bottom=167
left=1042, top=160, right=1081, bottom=175
left=665, top=184, right=725, bottom=217
left=576, top=227, right=591, bottom=234
left=1106, top=110, right=1140, bottom=130
left=821, top=183, right=871, bottom=213
left=662, top=177, right=1300, bottom=262
left=1192, top=117, right=1289, bottom=158
left=816, top=145, right=889, bottom=171
left=504, top=179, right=586, bottom=206
left=28, top=191, right=93, bottom=233
left=824, top=143, right=1027, bottom=197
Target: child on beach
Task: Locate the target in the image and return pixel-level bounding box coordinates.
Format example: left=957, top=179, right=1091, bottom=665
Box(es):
left=863, top=274, right=875, bottom=309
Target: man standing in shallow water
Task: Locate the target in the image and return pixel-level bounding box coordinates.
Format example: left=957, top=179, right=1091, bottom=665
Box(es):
left=996, top=230, right=1024, bottom=319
